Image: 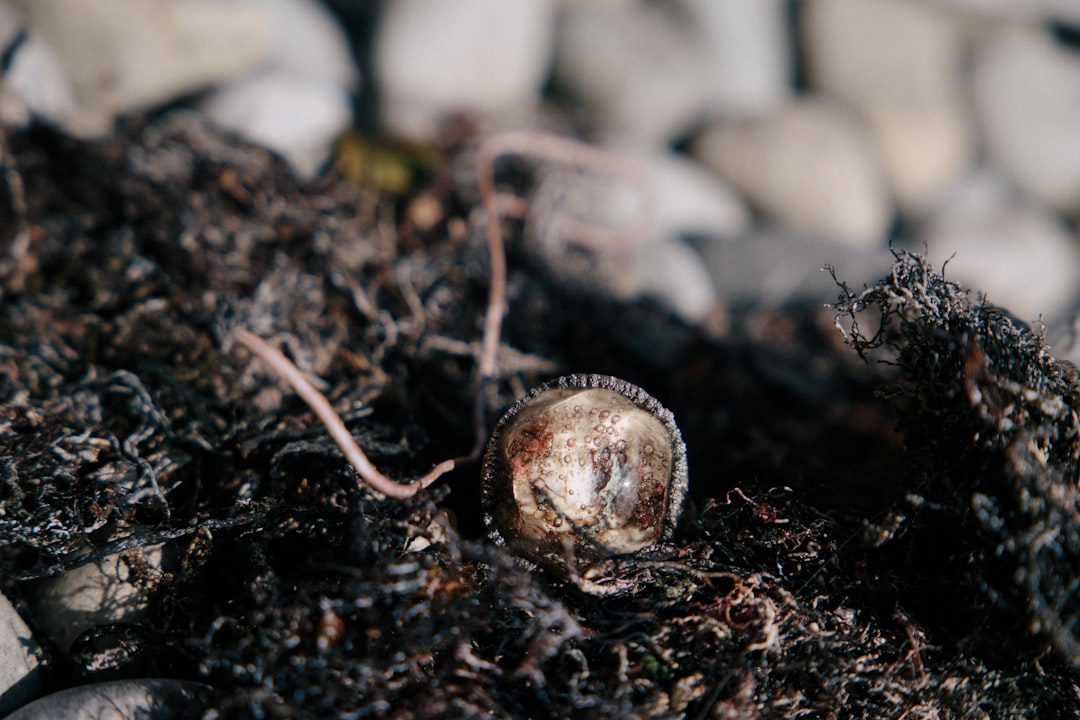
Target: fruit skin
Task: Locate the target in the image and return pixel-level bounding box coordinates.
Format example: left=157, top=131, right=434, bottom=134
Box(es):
left=482, top=374, right=688, bottom=584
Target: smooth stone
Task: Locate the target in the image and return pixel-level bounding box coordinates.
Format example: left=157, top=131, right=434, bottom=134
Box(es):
left=916, top=172, right=1080, bottom=322
left=926, top=0, right=1080, bottom=25
left=526, top=147, right=728, bottom=323
left=197, top=0, right=358, bottom=178
left=973, top=25, right=1080, bottom=214
left=198, top=0, right=356, bottom=178
left=0, top=592, right=42, bottom=717
left=554, top=2, right=708, bottom=144
left=694, top=97, right=893, bottom=249
left=201, top=74, right=353, bottom=179
left=803, top=0, right=973, bottom=212
left=25, top=544, right=167, bottom=651
left=0, top=1, right=78, bottom=129
left=0, top=3, right=17, bottom=57
left=8, top=0, right=272, bottom=136
left=619, top=147, right=752, bottom=241
left=4, top=679, right=214, bottom=720
left=247, top=0, right=357, bottom=89
left=700, top=224, right=895, bottom=305
left=628, top=235, right=719, bottom=324
left=676, top=0, right=793, bottom=117
left=375, top=0, right=556, bottom=141
left=537, top=217, right=720, bottom=324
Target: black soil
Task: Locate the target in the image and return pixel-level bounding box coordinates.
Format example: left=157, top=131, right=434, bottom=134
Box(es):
left=2, top=116, right=1079, bottom=718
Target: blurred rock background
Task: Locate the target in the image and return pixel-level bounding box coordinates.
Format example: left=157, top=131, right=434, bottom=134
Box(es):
left=3, top=0, right=1080, bottom=334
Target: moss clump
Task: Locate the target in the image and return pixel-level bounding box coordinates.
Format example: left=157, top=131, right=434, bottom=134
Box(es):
left=834, top=251, right=1080, bottom=664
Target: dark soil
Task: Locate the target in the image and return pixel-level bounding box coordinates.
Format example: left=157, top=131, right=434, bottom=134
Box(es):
left=2, top=116, right=1079, bottom=718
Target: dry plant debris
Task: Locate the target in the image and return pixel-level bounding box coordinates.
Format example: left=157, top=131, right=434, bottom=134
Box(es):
left=833, top=250, right=1080, bottom=665
left=0, top=117, right=1078, bottom=718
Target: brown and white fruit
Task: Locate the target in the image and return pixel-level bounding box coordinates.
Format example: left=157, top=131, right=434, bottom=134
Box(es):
left=482, top=374, right=688, bottom=586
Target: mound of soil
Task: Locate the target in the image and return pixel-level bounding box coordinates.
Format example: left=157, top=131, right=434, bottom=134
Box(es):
left=1, top=116, right=1078, bottom=718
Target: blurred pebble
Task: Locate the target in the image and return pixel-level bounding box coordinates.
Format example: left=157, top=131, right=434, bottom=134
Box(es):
left=0, top=592, right=42, bottom=717
left=528, top=146, right=738, bottom=322
left=973, top=25, right=1080, bottom=214
left=25, top=544, right=167, bottom=651
left=199, top=0, right=358, bottom=179
left=625, top=147, right=752, bottom=241
left=701, top=224, right=895, bottom=305
left=554, top=1, right=707, bottom=144
left=7, top=0, right=271, bottom=136
left=248, top=0, right=356, bottom=89
left=201, top=73, right=353, bottom=179
left=4, top=679, right=214, bottom=720
left=694, top=97, right=893, bottom=249
left=676, top=0, right=793, bottom=118
left=375, top=0, right=555, bottom=141
left=926, top=0, right=1080, bottom=25
left=627, top=236, right=718, bottom=323
left=0, top=1, right=78, bottom=129
left=916, top=171, right=1080, bottom=322
left=803, top=0, right=973, bottom=212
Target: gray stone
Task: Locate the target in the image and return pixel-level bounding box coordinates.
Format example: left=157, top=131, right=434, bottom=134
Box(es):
left=0, top=592, right=42, bottom=717
left=927, top=0, right=1080, bottom=25
left=700, top=224, right=894, bottom=306
left=915, top=171, right=1080, bottom=323
left=628, top=236, right=719, bottom=324
left=376, top=0, right=556, bottom=141
left=526, top=147, right=730, bottom=324
left=803, top=0, right=973, bottom=211
left=201, top=73, right=353, bottom=179
left=676, top=0, right=793, bottom=118
left=973, top=25, right=1080, bottom=214
left=0, top=1, right=78, bottom=129
left=25, top=544, right=168, bottom=651
left=629, top=147, right=751, bottom=242
left=4, top=679, right=214, bottom=720
left=8, top=0, right=272, bottom=136
left=199, top=0, right=358, bottom=178
left=554, top=2, right=708, bottom=144
left=694, top=97, right=893, bottom=248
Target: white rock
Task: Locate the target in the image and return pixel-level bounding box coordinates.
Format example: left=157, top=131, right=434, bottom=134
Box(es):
left=623, top=147, right=752, bottom=241
left=0, top=592, right=42, bottom=717
left=198, top=0, right=358, bottom=178
left=0, top=1, right=78, bottom=129
left=376, top=0, right=555, bottom=141
left=8, top=0, right=272, bottom=136
left=554, top=2, right=708, bottom=144
left=926, top=0, right=1080, bottom=25
left=0, top=3, right=17, bottom=54
left=201, top=74, right=353, bottom=179
left=917, top=172, right=1080, bottom=322
left=628, top=236, right=718, bottom=323
left=675, top=0, right=793, bottom=117
left=248, top=0, right=357, bottom=88
left=803, top=0, right=973, bottom=212
left=973, top=25, right=1080, bottom=214
left=694, top=97, right=893, bottom=249
left=25, top=544, right=167, bottom=650
left=701, top=225, right=895, bottom=305
left=524, top=146, right=738, bottom=322
left=4, top=679, right=213, bottom=720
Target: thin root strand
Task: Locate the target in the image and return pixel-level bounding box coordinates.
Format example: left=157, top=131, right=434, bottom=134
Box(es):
left=233, top=327, right=453, bottom=499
